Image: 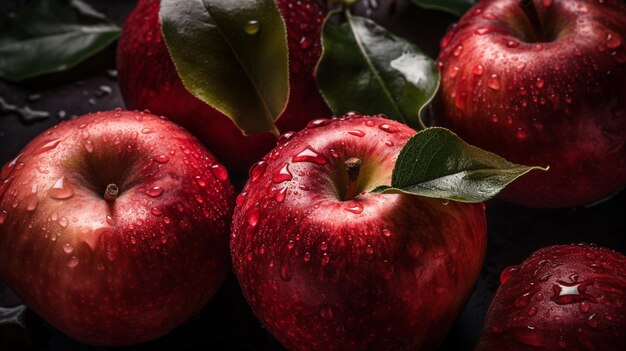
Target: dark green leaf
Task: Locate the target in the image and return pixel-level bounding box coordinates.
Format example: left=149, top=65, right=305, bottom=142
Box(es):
left=315, top=10, right=439, bottom=130
left=0, top=0, right=120, bottom=82
left=160, top=0, right=289, bottom=135
left=411, top=0, right=476, bottom=17
left=371, top=128, right=547, bottom=202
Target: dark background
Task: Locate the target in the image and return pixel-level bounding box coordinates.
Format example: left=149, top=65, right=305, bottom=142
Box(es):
left=0, top=0, right=625, bottom=350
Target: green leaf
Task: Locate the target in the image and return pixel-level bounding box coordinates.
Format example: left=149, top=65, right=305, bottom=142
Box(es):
left=315, top=10, right=439, bottom=130
left=371, top=128, right=547, bottom=202
left=411, top=0, right=476, bottom=17
left=160, top=0, right=289, bottom=135
left=0, top=0, right=120, bottom=82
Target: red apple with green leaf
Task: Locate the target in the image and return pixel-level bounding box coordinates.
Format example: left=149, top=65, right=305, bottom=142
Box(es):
left=477, top=244, right=626, bottom=350
left=434, top=0, right=626, bottom=208
left=0, top=110, right=235, bottom=346
left=230, top=113, right=541, bottom=350
left=117, top=0, right=330, bottom=174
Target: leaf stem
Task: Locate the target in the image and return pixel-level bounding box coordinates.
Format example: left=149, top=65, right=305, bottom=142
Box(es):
left=344, top=157, right=362, bottom=200
left=519, top=0, right=546, bottom=42
left=104, top=183, right=119, bottom=203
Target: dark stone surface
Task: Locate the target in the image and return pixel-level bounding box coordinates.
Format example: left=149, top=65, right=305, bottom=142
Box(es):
left=0, top=1, right=624, bottom=350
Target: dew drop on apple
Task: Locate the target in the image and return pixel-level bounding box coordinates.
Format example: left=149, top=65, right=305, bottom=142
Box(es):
left=145, top=186, right=164, bottom=197
left=0, top=154, right=22, bottom=180
left=249, top=160, right=267, bottom=181
left=154, top=155, right=169, bottom=164
left=59, top=217, right=69, bottom=227
left=151, top=207, right=162, bottom=216
left=527, top=306, right=538, bottom=316
left=82, top=140, right=94, bottom=153
left=514, top=292, right=531, bottom=308
left=348, top=130, right=366, bottom=137
left=210, top=163, right=228, bottom=181
left=535, top=77, right=545, bottom=89
left=67, top=256, right=79, bottom=268
left=441, top=200, right=450, bottom=206
left=516, top=127, right=528, bottom=140
left=106, top=214, right=116, bottom=226
left=606, top=33, right=622, bottom=49
left=382, top=228, right=391, bottom=237
left=487, top=74, right=501, bottom=90
left=141, top=128, right=154, bottom=134
left=34, top=139, right=61, bottom=155
left=365, top=245, right=374, bottom=255
left=580, top=301, right=590, bottom=313
left=506, top=40, right=520, bottom=48
left=365, top=120, right=376, bottom=127
left=0, top=210, right=7, bottom=225
left=385, top=140, right=394, bottom=147
left=453, top=45, right=463, bottom=57
left=247, top=208, right=260, bottom=227
left=472, top=64, right=485, bottom=76
left=48, top=177, right=74, bottom=200
left=275, top=186, right=288, bottom=203
left=243, top=20, right=260, bottom=35
left=279, top=262, right=291, bottom=281
left=272, top=164, right=293, bottom=183
left=236, top=192, right=247, bottom=206
left=500, top=265, right=519, bottom=285
left=292, top=147, right=328, bottom=165
left=25, top=196, right=38, bottom=212
left=586, top=314, right=598, bottom=328
left=379, top=124, right=398, bottom=133
left=344, top=202, right=363, bottom=214
left=278, top=131, right=295, bottom=144
left=306, top=118, right=332, bottom=129
left=63, top=243, right=74, bottom=254
left=321, top=253, right=330, bottom=265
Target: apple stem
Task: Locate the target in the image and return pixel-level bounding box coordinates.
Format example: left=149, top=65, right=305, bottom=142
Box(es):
left=344, top=157, right=362, bottom=201
left=519, top=0, right=546, bottom=42
left=104, top=184, right=119, bottom=202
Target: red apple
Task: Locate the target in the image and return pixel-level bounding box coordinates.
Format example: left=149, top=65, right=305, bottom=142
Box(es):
left=116, top=0, right=331, bottom=174
left=230, top=113, right=487, bottom=350
left=477, top=244, right=626, bottom=350
left=433, top=0, right=626, bottom=208
left=0, top=110, right=236, bottom=346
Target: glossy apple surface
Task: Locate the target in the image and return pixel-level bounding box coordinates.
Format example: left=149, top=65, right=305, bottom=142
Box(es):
left=478, top=244, right=626, bottom=350
left=0, top=110, right=236, bottom=346
left=230, top=114, right=487, bottom=350
left=117, top=0, right=331, bottom=174
left=434, top=0, right=626, bottom=208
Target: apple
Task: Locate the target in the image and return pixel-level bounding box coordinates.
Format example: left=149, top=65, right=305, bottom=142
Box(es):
left=117, top=0, right=331, bottom=174
left=433, top=0, right=626, bottom=208
left=230, top=113, right=487, bottom=350
left=0, top=110, right=236, bottom=346
left=477, top=244, right=626, bottom=350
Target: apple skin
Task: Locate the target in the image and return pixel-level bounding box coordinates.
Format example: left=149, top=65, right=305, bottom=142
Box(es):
left=116, top=0, right=331, bottom=174
left=230, top=114, right=487, bottom=350
left=477, top=244, right=626, bottom=350
left=0, top=110, right=236, bottom=346
left=433, top=0, right=626, bottom=208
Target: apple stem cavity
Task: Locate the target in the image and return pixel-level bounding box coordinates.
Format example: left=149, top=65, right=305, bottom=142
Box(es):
left=344, top=157, right=362, bottom=201
left=104, top=183, right=119, bottom=202
left=519, top=0, right=546, bottom=42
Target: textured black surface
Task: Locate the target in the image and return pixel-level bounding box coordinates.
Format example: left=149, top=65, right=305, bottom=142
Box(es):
left=0, top=1, right=625, bottom=350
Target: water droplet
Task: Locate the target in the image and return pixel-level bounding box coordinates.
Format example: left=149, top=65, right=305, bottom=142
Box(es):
left=272, top=164, right=293, bottom=183
left=195, top=176, right=206, bottom=187
left=348, top=130, right=366, bottom=137
left=278, top=131, right=295, bottom=143
left=151, top=208, right=162, bottom=216
left=516, top=127, right=528, bottom=140
left=275, top=186, right=288, bottom=203
left=292, top=147, right=328, bottom=165
left=34, top=139, right=61, bottom=155
left=67, top=256, right=79, bottom=268
left=365, top=245, right=374, bottom=255
left=48, top=177, right=74, bottom=200
left=453, top=45, right=464, bottom=57
left=319, top=305, right=334, bottom=320
left=249, top=160, right=267, bottom=181
left=586, top=314, right=598, bottom=328
left=63, top=243, right=74, bottom=254
left=344, top=202, right=363, bottom=214
left=379, top=124, right=398, bottom=133
left=487, top=74, right=501, bottom=90
left=83, top=140, right=94, bottom=153
left=475, top=27, right=489, bottom=35
left=473, top=64, right=485, bottom=76
left=59, top=217, right=69, bottom=227
left=0, top=211, right=7, bottom=224
left=514, top=292, right=531, bottom=308
left=287, top=240, right=295, bottom=250
left=195, top=195, right=204, bottom=204
left=154, top=155, right=169, bottom=164
left=579, top=302, right=590, bottom=313
left=236, top=192, right=246, bottom=206
left=306, top=118, right=332, bottom=129
left=248, top=208, right=260, bottom=227
left=210, top=163, right=228, bottom=181
left=321, top=253, right=330, bottom=265
left=106, top=215, right=116, bottom=226
left=385, top=140, right=394, bottom=147
left=243, top=20, right=260, bottom=35
left=441, top=200, right=450, bottom=206
left=527, top=306, right=538, bottom=316
left=382, top=228, right=391, bottom=237
left=145, top=186, right=163, bottom=197
left=500, top=265, right=519, bottom=285
left=506, top=40, right=520, bottom=48
left=25, top=196, right=38, bottom=212
left=448, top=66, right=460, bottom=78
left=0, top=154, right=22, bottom=180
left=141, top=128, right=155, bottom=134
left=535, top=77, right=545, bottom=88
left=320, top=241, right=328, bottom=251
left=534, top=44, right=544, bottom=51
left=329, top=149, right=339, bottom=158
left=279, top=262, right=291, bottom=281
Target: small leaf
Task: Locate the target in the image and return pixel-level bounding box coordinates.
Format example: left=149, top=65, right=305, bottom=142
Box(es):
left=160, top=0, right=289, bottom=135
left=0, top=0, right=120, bottom=82
left=315, top=10, right=439, bottom=130
left=411, top=0, right=476, bottom=17
left=371, top=128, right=547, bottom=202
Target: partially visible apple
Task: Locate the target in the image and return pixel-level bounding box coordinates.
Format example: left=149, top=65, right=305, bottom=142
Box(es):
left=117, top=0, right=331, bottom=174
left=0, top=110, right=236, bottom=346
left=477, top=244, right=626, bottom=350
left=230, top=114, right=487, bottom=350
left=434, top=0, right=626, bottom=208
